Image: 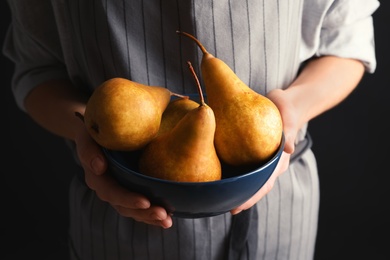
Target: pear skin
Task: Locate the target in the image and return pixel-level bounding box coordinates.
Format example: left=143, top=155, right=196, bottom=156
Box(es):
left=177, top=31, right=283, bottom=166
left=83, top=77, right=173, bottom=151
left=157, top=97, right=200, bottom=136
left=138, top=62, right=221, bottom=182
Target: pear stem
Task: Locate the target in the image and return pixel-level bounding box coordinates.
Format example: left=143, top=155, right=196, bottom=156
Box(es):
left=186, top=61, right=205, bottom=106
left=176, top=31, right=208, bottom=55
left=170, top=92, right=190, bottom=99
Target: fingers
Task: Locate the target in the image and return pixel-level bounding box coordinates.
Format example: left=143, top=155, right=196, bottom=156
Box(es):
left=283, top=131, right=296, bottom=155
left=230, top=152, right=290, bottom=215
left=84, top=166, right=173, bottom=228
left=76, top=127, right=108, bottom=175
left=85, top=170, right=173, bottom=228
left=113, top=205, right=173, bottom=229
left=84, top=170, right=149, bottom=208
left=230, top=173, right=276, bottom=215
left=76, top=127, right=147, bottom=210
left=75, top=124, right=173, bottom=228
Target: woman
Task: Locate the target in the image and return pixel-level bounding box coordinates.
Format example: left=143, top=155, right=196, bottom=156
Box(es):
left=3, top=0, right=379, bottom=259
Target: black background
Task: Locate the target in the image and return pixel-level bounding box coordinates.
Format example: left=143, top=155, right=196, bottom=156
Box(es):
left=2, top=1, right=389, bottom=259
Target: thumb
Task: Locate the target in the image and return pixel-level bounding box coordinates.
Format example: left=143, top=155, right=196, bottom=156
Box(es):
left=283, top=131, right=295, bottom=155
left=76, top=129, right=108, bottom=176
left=90, top=155, right=106, bottom=175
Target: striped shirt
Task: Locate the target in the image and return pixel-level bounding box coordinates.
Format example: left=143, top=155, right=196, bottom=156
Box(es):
left=3, top=0, right=379, bottom=259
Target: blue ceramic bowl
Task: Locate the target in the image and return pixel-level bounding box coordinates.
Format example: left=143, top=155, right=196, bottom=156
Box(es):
left=103, top=133, right=285, bottom=218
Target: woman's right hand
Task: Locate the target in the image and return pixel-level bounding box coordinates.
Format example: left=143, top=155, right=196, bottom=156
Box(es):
left=74, top=126, right=173, bottom=228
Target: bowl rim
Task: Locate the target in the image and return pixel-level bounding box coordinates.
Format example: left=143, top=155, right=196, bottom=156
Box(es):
left=103, top=132, right=285, bottom=186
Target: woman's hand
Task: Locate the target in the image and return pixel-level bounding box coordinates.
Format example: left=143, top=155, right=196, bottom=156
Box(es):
left=230, top=88, right=299, bottom=215
left=74, top=126, right=173, bottom=228
left=24, top=79, right=174, bottom=228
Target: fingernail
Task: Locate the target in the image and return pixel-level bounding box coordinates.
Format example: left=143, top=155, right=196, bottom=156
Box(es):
left=91, top=157, right=104, bottom=174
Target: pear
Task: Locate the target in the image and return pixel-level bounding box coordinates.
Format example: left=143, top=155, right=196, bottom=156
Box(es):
left=157, top=96, right=200, bottom=136
left=138, top=61, right=221, bottom=182
left=177, top=31, right=283, bottom=166
left=83, top=77, right=181, bottom=151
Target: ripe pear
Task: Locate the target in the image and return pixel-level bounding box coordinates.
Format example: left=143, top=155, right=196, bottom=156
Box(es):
left=83, top=77, right=178, bottom=151
left=157, top=96, right=200, bottom=136
left=138, top=61, right=221, bottom=182
left=177, top=31, right=283, bottom=166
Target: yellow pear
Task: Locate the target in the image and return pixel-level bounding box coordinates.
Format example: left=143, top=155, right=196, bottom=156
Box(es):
left=157, top=96, right=200, bottom=136
left=177, top=31, right=283, bottom=166
left=83, top=77, right=179, bottom=151
left=138, top=62, right=221, bottom=182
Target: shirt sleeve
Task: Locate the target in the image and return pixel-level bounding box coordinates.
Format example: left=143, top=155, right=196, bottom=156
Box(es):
left=301, top=0, right=380, bottom=74
left=2, top=1, right=69, bottom=112
left=321, top=0, right=380, bottom=73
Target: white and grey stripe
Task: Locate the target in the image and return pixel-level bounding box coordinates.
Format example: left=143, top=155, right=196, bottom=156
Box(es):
left=52, top=0, right=303, bottom=96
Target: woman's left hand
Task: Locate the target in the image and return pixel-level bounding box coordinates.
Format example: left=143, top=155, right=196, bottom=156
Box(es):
left=230, top=88, right=300, bottom=215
